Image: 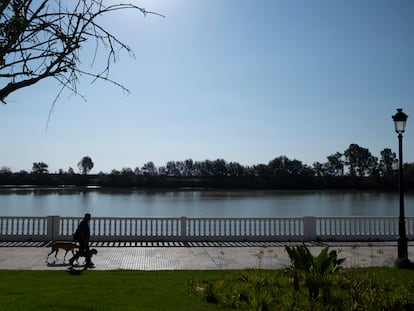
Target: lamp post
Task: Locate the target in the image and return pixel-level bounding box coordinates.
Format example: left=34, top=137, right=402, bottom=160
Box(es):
left=392, top=108, right=408, bottom=262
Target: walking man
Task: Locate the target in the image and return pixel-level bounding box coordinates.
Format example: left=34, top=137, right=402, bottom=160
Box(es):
left=69, top=213, right=93, bottom=267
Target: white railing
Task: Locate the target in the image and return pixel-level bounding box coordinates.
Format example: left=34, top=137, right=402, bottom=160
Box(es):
left=0, top=216, right=413, bottom=242
left=0, top=216, right=50, bottom=242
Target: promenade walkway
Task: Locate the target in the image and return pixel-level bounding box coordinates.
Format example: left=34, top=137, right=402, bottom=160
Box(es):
left=1, top=241, right=412, bottom=270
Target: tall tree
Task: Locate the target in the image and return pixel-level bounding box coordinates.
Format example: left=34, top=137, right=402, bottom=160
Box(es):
left=165, top=161, right=181, bottom=176
left=32, top=162, right=48, bottom=174
left=325, top=152, right=344, bottom=176
left=312, top=162, right=325, bottom=177
left=344, top=144, right=378, bottom=177
left=78, top=156, right=93, bottom=175
left=213, top=159, right=228, bottom=176
left=183, top=159, right=195, bottom=176
left=268, top=156, right=312, bottom=178
left=227, top=161, right=246, bottom=177
left=141, top=161, right=157, bottom=176
left=268, top=156, right=290, bottom=178
left=0, top=1, right=161, bottom=105
left=379, top=148, right=397, bottom=177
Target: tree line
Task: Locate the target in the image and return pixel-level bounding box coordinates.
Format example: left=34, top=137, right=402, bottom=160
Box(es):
left=1, top=144, right=414, bottom=190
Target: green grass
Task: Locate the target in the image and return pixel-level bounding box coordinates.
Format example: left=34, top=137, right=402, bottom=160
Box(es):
left=0, top=270, right=232, bottom=310
left=1, top=268, right=414, bottom=310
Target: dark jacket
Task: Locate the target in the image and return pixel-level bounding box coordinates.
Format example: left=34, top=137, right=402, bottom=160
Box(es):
left=78, top=219, right=90, bottom=246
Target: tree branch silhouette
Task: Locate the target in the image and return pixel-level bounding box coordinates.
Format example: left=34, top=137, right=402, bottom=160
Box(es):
left=0, top=0, right=163, bottom=104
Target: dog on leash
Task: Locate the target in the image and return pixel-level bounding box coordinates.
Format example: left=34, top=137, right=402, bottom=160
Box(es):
left=87, top=248, right=98, bottom=259
left=70, top=248, right=98, bottom=267
left=46, top=242, right=78, bottom=262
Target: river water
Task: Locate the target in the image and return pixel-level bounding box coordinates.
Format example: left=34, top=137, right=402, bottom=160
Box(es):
left=1, top=188, right=413, bottom=218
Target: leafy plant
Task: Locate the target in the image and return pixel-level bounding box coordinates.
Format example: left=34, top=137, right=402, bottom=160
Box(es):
left=189, top=271, right=279, bottom=310
left=285, top=244, right=345, bottom=301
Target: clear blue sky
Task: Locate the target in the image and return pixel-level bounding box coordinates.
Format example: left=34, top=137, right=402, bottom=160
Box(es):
left=1, top=0, right=413, bottom=173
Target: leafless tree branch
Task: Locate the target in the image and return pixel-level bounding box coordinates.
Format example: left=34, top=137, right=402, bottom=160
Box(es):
left=0, top=0, right=163, bottom=104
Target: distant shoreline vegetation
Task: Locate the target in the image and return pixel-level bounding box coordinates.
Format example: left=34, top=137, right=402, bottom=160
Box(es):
left=1, top=143, right=414, bottom=190
left=0, top=173, right=412, bottom=191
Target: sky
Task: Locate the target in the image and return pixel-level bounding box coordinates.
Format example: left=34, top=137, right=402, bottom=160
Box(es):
left=1, top=0, right=414, bottom=174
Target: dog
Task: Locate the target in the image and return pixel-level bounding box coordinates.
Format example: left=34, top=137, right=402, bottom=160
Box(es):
left=70, top=248, right=98, bottom=267
left=46, top=242, right=78, bottom=262
left=88, top=248, right=98, bottom=259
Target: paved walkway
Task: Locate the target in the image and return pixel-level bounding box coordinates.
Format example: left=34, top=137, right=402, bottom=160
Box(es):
left=0, top=241, right=412, bottom=270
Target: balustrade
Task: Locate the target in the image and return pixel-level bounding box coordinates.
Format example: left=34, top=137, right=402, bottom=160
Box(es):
left=0, top=215, right=413, bottom=242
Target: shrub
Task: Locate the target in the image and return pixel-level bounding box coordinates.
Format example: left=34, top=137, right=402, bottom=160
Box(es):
left=285, top=244, right=345, bottom=301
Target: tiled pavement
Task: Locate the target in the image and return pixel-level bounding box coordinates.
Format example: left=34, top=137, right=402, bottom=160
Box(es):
left=0, top=241, right=412, bottom=270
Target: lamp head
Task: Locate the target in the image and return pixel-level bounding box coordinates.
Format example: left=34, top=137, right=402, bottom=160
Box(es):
left=392, top=108, right=408, bottom=133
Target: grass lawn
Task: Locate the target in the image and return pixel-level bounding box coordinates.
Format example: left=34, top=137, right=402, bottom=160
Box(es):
left=1, top=268, right=414, bottom=310
left=0, top=270, right=232, bottom=310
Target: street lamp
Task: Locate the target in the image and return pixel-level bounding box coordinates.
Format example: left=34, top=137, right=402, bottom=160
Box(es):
left=392, top=108, right=409, bottom=263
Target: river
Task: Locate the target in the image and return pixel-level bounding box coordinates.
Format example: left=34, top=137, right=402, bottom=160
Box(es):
left=1, top=188, right=413, bottom=218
